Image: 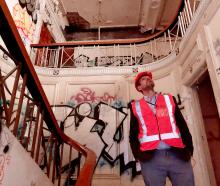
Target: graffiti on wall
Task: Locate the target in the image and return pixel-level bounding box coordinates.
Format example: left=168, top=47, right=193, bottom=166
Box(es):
left=52, top=85, right=141, bottom=179
left=12, top=3, right=36, bottom=46
left=51, top=90, right=186, bottom=182
left=53, top=101, right=141, bottom=180
left=73, top=52, right=159, bottom=67
left=69, top=87, right=116, bottom=106
left=18, top=0, right=38, bottom=23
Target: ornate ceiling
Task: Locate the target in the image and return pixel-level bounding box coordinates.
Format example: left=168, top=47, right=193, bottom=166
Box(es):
left=57, top=0, right=198, bottom=41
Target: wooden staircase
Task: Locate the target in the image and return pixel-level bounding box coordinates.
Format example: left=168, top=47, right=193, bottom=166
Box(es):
left=0, top=0, right=96, bottom=185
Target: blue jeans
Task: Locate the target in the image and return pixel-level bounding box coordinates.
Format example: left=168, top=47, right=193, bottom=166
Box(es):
left=140, top=149, right=194, bottom=186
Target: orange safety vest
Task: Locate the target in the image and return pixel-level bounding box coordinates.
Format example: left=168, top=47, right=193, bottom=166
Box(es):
left=131, top=94, right=185, bottom=151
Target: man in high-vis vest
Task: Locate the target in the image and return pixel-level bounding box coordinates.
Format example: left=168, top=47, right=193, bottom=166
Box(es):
left=129, top=71, right=194, bottom=186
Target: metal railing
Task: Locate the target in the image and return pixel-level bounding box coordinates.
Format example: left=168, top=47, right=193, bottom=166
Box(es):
left=30, top=34, right=181, bottom=68
left=178, top=0, right=198, bottom=37
left=30, top=37, right=179, bottom=68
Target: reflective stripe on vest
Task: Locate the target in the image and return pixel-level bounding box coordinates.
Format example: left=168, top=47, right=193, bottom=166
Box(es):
left=135, top=101, right=147, bottom=137
left=135, top=101, right=160, bottom=142
left=162, top=95, right=180, bottom=140
left=135, top=95, right=181, bottom=144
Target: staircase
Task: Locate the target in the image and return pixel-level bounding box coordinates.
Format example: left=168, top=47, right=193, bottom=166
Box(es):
left=0, top=0, right=96, bottom=185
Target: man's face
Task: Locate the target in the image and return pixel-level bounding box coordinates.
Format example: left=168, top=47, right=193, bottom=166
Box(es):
left=137, top=75, right=155, bottom=92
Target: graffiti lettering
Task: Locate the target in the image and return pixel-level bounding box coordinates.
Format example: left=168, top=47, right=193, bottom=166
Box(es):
left=70, top=87, right=116, bottom=105
left=18, top=0, right=38, bottom=23
left=13, top=4, right=36, bottom=44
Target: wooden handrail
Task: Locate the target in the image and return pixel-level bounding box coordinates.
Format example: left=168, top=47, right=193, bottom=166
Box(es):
left=31, top=0, right=183, bottom=48
left=0, top=1, right=96, bottom=185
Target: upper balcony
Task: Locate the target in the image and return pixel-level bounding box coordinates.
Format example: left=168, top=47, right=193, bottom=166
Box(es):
left=28, top=0, right=205, bottom=74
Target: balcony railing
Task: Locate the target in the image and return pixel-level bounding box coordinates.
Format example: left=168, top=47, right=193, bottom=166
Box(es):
left=30, top=37, right=180, bottom=68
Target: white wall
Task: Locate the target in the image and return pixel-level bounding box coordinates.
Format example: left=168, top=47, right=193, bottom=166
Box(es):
left=0, top=126, right=53, bottom=186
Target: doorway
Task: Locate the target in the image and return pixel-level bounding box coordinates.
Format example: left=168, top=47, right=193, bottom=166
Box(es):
left=196, top=71, right=220, bottom=186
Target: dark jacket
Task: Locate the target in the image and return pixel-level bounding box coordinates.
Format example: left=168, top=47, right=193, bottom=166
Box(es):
left=129, top=96, right=194, bottom=162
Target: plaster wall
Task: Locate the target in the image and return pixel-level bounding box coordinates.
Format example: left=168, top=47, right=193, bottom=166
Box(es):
left=0, top=126, right=53, bottom=186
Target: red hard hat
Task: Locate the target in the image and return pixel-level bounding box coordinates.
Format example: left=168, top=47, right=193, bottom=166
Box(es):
left=135, top=71, right=152, bottom=91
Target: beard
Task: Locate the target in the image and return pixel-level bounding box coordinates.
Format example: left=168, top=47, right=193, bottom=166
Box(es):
left=138, top=79, right=155, bottom=92
left=144, top=81, right=155, bottom=90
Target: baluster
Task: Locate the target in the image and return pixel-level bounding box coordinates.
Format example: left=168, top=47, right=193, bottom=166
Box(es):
left=13, top=74, right=27, bottom=136
left=40, top=132, right=49, bottom=174
left=19, top=98, right=30, bottom=144
left=77, top=152, right=82, bottom=178
left=134, top=43, right=137, bottom=65
left=150, top=40, right=154, bottom=62
left=8, top=65, right=21, bottom=123
left=172, top=23, right=180, bottom=51
left=179, top=14, right=186, bottom=35
left=47, top=135, right=54, bottom=177
left=58, top=143, right=64, bottom=186
left=0, top=70, right=10, bottom=125
left=187, top=0, right=193, bottom=18
left=25, top=102, right=35, bottom=151
left=130, top=44, right=132, bottom=66
left=35, top=110, right=44, bottom=163
left=44, top=47, right=49, bottom=67
left=68, top=145, right=72, bottom=184
left=40, top=47, right=45, bottom=67
left=52, top=140, right=57, bottom=183
left=180, top=12, right=186, bottom=34
left=154, top=38, right=157, bottom=59
left=117, top=44, right=120, bottom=66
left=168, top=30, right=172, bottom=51
left=97, top=45, right=100, bottom=66
left=31, top=105, right=41, bottom=158
left=178, top=16, right=184, bottom=37
left=184, top=2, right=191, bottom=24
left=0, top=88, right=9, bottom=124
left=183, top=9, right=189, bottom=27
left=193, top=0, right=196, bottom=15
